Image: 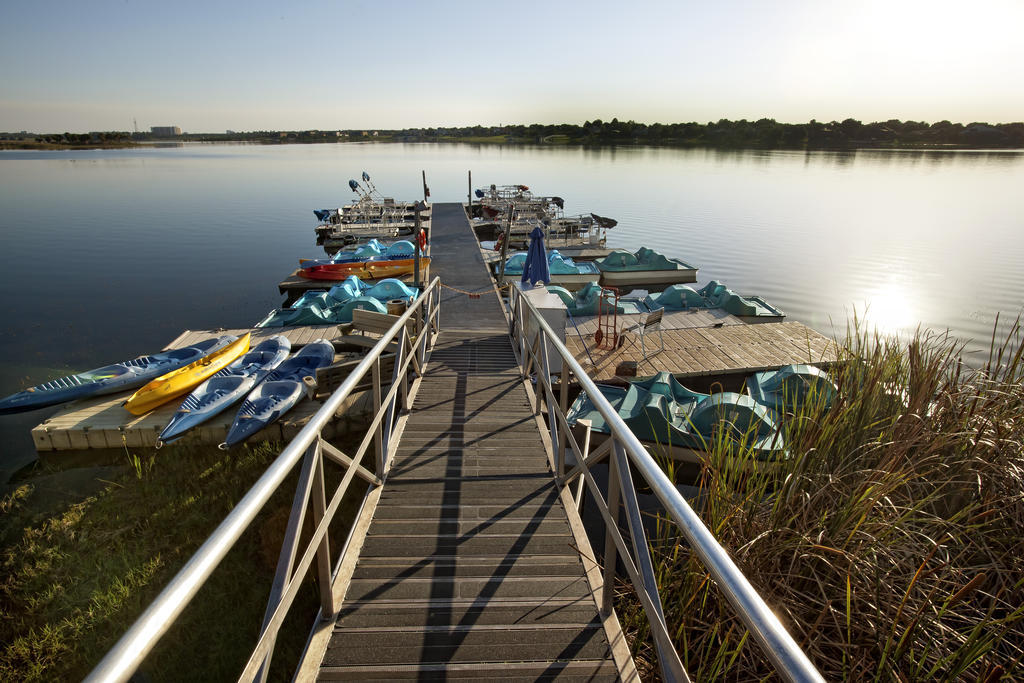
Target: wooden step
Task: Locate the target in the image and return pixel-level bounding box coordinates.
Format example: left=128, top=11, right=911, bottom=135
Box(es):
left=359, top=534, right=577, bottom=558
left=320, top=623, right=611, bottom=667
left=343, top=574, right=590, bottom=602
left=351, top=555, right=584, bottom=581
left=387, top=461, right=551, bottom=479
left=334, top=598, right=599, bottom=629
left=371, top=502, right=560, bottom=521
left=319, top=658, right=619, bottom=681
left=367, top=516, right=570, bottom=537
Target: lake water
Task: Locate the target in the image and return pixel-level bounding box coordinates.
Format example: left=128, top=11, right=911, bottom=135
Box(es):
left=1, top=142, right=1022, bottom=475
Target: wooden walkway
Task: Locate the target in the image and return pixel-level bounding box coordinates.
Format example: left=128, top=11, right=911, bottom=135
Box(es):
left=568, top=320, right=837, bottom=383
left=315, top=204, right=629, bottom=680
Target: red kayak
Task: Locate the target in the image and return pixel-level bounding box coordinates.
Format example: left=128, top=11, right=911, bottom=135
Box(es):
left=299, top=257, right=431, bottom=281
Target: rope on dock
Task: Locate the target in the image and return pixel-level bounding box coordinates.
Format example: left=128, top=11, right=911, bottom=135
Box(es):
left=439, top=282, right=483, bottom=298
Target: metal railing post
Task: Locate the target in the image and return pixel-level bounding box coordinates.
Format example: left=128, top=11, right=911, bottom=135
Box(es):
left=601, top=441, right=622, bottom=615
left=539, top=332, right=557, bottom=451
left=385, top=326, right=406, bottom=439
left=252, top=439, right=320, bottom=683
left=372, top=358, right=384, bottom=474
left=530, top=334, right=543, bottom=415
left=311, top=441, right=336, bottom=617
left=399, top=331, right=410, bottom=412
left=614, top=442, right=684, bottom=681
left=558, top=364, right=569, bottom=478
left=508, top=286, right=519, bottom=337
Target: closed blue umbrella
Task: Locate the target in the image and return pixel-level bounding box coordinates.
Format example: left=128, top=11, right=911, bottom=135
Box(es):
left=521, top=226, right=551, bottom=286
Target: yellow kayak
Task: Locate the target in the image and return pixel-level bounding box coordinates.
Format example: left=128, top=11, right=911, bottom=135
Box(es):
left=124, top=333, right=251, bottom=415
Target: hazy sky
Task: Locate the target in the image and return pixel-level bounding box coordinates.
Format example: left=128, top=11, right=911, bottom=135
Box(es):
left=2, top=0, right=1022, bottom=133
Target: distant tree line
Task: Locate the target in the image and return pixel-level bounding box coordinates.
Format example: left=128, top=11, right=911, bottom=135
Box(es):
left=24, top=119, right=1024, bottom=149
left=395, top=118, right=1024, bottom=148
left=187, top=130, right=348, bottom=143
left=33, top=131, right=133, bottom=144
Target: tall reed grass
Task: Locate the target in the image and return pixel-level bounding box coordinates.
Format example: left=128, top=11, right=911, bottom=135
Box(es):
left=624, top=318, right=1024, bottom=680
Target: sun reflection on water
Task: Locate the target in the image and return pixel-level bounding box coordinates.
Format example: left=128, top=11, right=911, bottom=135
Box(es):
left=860, top=278, right=919, bottom=337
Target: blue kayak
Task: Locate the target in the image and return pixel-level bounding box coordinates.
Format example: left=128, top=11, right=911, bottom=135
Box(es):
left=0, top=336, right=235, bottom=415
left=157, top=336, right=293, bottom=446
left=220, top=340, right=335, bottom=447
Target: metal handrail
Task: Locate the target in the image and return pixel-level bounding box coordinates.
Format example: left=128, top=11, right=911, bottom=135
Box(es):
left=87, top=277, right=442, bottom=683
left=508, top=285, right=823, bottom=683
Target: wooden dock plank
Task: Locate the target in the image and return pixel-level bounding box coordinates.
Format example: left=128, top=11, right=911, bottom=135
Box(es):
left=566, top=320, right=837, bottom=382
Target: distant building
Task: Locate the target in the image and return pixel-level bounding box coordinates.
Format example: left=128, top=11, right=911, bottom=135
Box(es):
left=150, top=126, right=182, bottom=137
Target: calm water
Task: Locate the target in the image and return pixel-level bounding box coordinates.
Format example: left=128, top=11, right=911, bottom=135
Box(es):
left=1, top=143, right=1022, bottom=474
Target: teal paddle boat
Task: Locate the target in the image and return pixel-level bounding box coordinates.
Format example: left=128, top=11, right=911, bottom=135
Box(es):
left=546, top=282, right=648, bottom=316
left=299, top=239, right=417, bottom=269
left=257, top=278, right=419, bottom=327
left=497, top=250, right=601, bottom=290
left=595, top=247, right=698, bottom=288
left=746, top=364, right=836, bottom=414
left=567, top=372, right=786, bottom=467
left=644, top=280, right=785, bottom=322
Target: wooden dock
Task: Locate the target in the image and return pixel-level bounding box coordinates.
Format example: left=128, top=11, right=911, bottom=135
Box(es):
left=165, top=325, right=351, bottom=351
left=567, top=319, right=837, bottom=383
left=28, top=325, right=386, bottom=452
left=29, top=390, right=349, bottom=452
left=308, top=203, right=632, bottom=679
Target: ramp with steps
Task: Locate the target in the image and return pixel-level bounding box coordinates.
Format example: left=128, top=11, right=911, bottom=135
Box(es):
left=319, top=331, right=623, bottom=680
left=316, top=203, right=628, bottom=679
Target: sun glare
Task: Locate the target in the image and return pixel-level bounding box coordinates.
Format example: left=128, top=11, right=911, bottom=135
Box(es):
left=862, top=278, right=918, bottom=336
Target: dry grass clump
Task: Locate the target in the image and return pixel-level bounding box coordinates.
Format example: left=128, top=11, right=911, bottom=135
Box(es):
left=627, top=319, right=1024, bottom=680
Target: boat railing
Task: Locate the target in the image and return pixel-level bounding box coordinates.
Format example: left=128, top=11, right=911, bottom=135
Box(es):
left=86, top=277, right=443, bottom=683
left=545, top=214, right=604, bottom=247
left=508, top=284, right=823, bottom=683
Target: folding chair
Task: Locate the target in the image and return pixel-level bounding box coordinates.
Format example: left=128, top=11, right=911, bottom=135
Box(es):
left=624, top=308, right=664, bottom=365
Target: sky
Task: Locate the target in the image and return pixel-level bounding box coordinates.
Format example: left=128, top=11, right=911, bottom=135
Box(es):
left=1, top=0, right=1022, bottom=133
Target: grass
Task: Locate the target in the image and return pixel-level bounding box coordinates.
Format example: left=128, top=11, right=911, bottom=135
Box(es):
left=618, top=318, right=1024, bottom=680
left=1, top=435, right=366, bottom=682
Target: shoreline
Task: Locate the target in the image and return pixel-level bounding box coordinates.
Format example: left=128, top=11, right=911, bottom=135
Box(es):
left=0, top=141, right=138, bottom=151
left=5, top=138, right=1023, bottom=152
